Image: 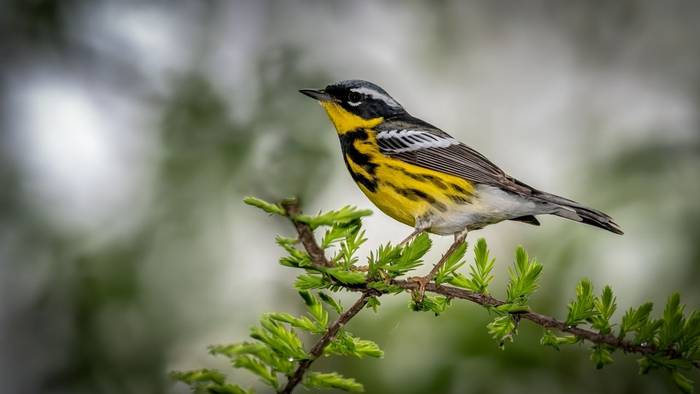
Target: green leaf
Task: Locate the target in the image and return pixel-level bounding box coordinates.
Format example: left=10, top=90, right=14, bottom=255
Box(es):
left=565, top=279, right=596, bottom=326
left=234, top=355, right=279, bottom=388
left=336, top=223, right=367, bottom=268
left=540, top=329, right=579, bottom=350
left=367, top=243, right=402, bottom=278
left=268, top=312, right=321, bottom=333
left=366, top=295, right=381, bottom=312
left=639, top=354, right=693, bottom=373
left=672, top=370, right=695, bottom=394
left=447, top=272, right=473, bottom=290
left=209, top=342, right=294, bottom=374
left=448, top=240, right=496, bottom=293
left=590, top=345, right=614, bottom=369
left=352, top=338, right=384, bottom=358
left=298, top=291, right=329, bottom=327
left=210, top=384, right=251, bottom=394
left=252, top=315, right=307, bottom=360
left=322, top=221, right=360, bottom=249
left=325, top=331, right=384, bottom=358
left=209, top=342, right=263, bottom=358
left=591, top=286, right=617, bottom=334
left=294, top=206, right=372, bottom=228
left=276, top=237, right=312, bottom=268
left=636, top=318, right=663, bottom=346
left=680, top=311, right=700, bottom=354
left=387, top=233, right=431, bottom=276
left=505, top=246, right=543, bottom=305
left=295, top=274, right=330, bottom=290
left=435, top=241, right=467, bottom=285
left=638, top=355, right=653, bottom=375
left=303, top=372, right=365, bottom=392
left=170, top=369, right=252, bottom=394
left=619, top=302, right=654, bottom=339
left=243, top=196, right=286, bottom=216
left=487, top=315, right=516, bottom=349
left=298, top=290, right=314, bottom=306
left=410, top=294, right=450, bottom=315
left=470, top=238, right=496, bottom=294
left=170, top=369, right=226, bottom=385
left=325, top=267, right=367, bottom=285
left=318, top=291, right=343, bottom=314
left=660, top=293, right=685, bottom=348
left=597, top=286, right=617, bottom=319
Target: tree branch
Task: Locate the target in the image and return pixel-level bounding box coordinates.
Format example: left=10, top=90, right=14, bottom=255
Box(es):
left=282, top=200, right=333, bottom=268
left=280, top=199, right=699, bottom=369
left=279, top=292, right=373, bottom=394
left=409, top=232, right=468, bottom=302
left=394, top=280, right=669, bottom=357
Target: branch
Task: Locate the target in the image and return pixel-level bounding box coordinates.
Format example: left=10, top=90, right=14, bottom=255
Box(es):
left=279, top=292, right=373, bottom=394
left=172, top=199, right=700, bottom=394
left=396, top=280, right=685, bottom=359
left=281, top=200, right=697, bottom=368
left=410, top=232, right=467, bottom=301
left=282, top=200, right=333, bottom=268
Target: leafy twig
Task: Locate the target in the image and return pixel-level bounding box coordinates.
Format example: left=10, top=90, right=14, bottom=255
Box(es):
left=280, top=291, right=374, bottom=394
left=407, top=233, right=468, bottom=302
left=390, top=280, right=694, bottom=363
left=173, top=198, right=700, bottom=394
left=281, top=199, right=333, bottom=268
left=281, top=199, right=699, bottom=369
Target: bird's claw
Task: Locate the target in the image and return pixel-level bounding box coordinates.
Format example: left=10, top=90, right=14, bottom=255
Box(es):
left=407, top=275, right=429, bottom=303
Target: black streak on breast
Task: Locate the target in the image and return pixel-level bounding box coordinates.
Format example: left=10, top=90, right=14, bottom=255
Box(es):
left=339, top=129, right=378, bottom=192
left=386, top=182, right=449, bottom=213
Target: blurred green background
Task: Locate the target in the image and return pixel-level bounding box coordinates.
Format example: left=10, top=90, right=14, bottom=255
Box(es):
left=1, top=1, right=699, bottom=393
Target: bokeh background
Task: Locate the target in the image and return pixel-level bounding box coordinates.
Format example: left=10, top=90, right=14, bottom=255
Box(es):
left=1, top=1, right=700, bottom=393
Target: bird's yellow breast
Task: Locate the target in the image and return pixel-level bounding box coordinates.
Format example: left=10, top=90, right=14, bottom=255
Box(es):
left=318, top=100, right=475, bottom=231
left=348, top=131, right=474, bottom=228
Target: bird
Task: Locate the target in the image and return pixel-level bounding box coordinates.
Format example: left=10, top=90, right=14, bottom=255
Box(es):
left=299, top=80, right=623, bottom=248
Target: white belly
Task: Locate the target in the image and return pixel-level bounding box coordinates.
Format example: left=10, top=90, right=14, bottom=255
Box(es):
left=427, top=185, right=541, bottom=235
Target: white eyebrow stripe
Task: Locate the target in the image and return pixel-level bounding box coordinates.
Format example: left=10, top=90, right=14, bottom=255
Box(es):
left=350, top=86, right=401, bottom=108
left=376, top=129, right=459, bottom=152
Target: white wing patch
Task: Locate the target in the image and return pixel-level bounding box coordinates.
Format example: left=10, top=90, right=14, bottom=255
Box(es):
left=376, top=129, right=459, bottom=153
left=350, top=86, right=401, bottom=108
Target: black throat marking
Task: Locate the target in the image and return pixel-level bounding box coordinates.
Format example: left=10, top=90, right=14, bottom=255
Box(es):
left=339, top=128, right=378, bottom=192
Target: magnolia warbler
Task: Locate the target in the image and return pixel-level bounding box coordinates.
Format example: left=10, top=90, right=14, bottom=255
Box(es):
left=300, top=80, right=622, bottom=244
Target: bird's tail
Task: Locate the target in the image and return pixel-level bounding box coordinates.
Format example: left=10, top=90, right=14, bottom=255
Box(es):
left=532, top=190, right=623, bottom=235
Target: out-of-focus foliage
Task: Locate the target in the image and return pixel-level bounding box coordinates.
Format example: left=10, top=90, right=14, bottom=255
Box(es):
left=1, top=1, right=699, bottom=393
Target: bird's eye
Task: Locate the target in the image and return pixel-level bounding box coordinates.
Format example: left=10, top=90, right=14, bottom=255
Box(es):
left=347, top=91, right=362, bottom=104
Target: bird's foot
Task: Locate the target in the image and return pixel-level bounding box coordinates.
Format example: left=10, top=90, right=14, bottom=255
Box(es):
left=408, top=229, right=469, bottom=303
left=407, top=275, right=430, bottom=303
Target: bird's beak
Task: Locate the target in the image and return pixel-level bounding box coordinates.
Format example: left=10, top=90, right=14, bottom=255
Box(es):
left=299, top=89, right=332, bottom=101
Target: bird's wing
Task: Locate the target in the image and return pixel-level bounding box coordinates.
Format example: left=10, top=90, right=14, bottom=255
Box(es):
left=375, top=125, right=530, bottom=194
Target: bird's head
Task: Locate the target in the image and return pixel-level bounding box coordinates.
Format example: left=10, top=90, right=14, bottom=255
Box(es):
left=300, top=80, right=406, bottom=134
